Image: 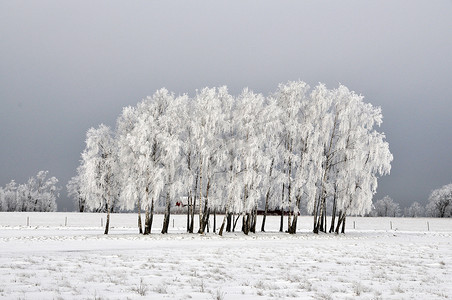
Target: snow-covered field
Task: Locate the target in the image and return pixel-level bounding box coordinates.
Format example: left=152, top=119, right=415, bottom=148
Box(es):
left=0, top=213, right=451, bottom=299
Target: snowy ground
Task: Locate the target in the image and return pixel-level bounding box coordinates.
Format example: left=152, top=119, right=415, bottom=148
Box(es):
left=0, top=213, right=451, bottom=299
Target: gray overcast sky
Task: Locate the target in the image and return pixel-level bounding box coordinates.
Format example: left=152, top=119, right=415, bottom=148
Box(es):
left=1, top=1, right=451, bottom=211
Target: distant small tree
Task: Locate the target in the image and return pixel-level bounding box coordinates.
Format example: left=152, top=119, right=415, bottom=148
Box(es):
left=0, top=187, right=4, bottom=211
left=23, top=171, right=59, bottom=212
left=373, top=196, right=400, bottom=217
left=67, top=170, right=86, bottom=212
left=404, top=202, right=424, bottom=218
left=0, top=181, right=18, bottom=211
left=426, top=184, right=452, bottom=218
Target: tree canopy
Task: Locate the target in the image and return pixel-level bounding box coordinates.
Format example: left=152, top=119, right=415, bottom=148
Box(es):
left=70, top=81, right=393, bottom=234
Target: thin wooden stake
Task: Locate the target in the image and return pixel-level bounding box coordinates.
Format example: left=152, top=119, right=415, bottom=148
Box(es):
left=353, top=221, right=356, bottom=229
left=65, top=216, right=67, bottom=227
left=427, top=221, right=430, bottom=231
left=390, top=221, right=392, bottom=230
left=27, top=216, right=29, bottom=227
left=101, top=218, right=103, bottom=227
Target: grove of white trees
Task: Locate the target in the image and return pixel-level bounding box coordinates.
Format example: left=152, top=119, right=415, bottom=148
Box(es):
left=372, top=196, right=400, bottom=217
left=69, top=81, right=394, bottom=235
left=0, top=171, right=60, bottom=212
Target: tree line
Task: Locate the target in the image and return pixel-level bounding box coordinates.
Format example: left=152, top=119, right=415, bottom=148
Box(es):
left=370, top=185, right=452, bottom=218
left=68, top=81, right=394, bottom=235
left=0, top=171, right=59, bottom=212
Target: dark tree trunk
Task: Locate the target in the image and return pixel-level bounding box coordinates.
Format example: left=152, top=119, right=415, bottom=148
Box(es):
left=261, top=158, right=274, bottom=232
left=242, top=213, right=251, bottom=235
left=242, top=184, right=250, bottom=235
left=313, top=194, right=319, bottom=233
left=186, top=192, right=191, bottom=233
left=319, top=209, right=324, bottom=232
left=149, top=198, right=154, bottom=234
left=138, top=201, right=143, bottom=235
left=250, top=206, right=257, bottom=233
left=149, top=197, right=155, bottom=234
left=79, top=197, right=85, bottom=212
left=329, top=190, right=337, bottom=233
left=213, top=209, right=216, bottom=233
left=198, top=179, right=211, bottom=234
left=314, top=191, right=327, bottom=234
left=335, top=210, right=344, bottom=234
left=289, top=215, right=298, bottom=234
left=161, top=192, right=171, bottom=234
left=189, top=194, right=196, bottom=233
left=231, top=212, right=235, bottom=232
left=219, top=209, right=229, bottom=236
left=287, top=158, right=292, bottom=233
left=144, top=204, right=151, bottom=235
left=226, top=212, right=232, bottom=232
left=233, top=213, right=240, bottom=232
left=319, top=202, right=327, bottom=233
left=219, top=218, right=226, bottom=236
left=280, top=209, right=284, bottom=232
left=144, top=187, right=152, bottom=234
left=280, top=183, right=285, bottom=232
left=261, top=189, right=270, bottom=232
left=104, top=212, right=110, bottom=235
left=189, top=174, right=198, bottom=233
left=104, top=201, right=111, bottom=235
left=200, top=208, right=210, bottom=234
left=246, top=213, right=251, bottom=235
left=341, top=215, right=346, bottom=234
left=288, top=195, right=301, bottom=234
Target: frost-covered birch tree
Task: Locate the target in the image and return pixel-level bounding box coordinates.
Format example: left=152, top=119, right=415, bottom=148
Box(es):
left=178, top=97, right=199, bottom=232
left=307, top=85, right=392, bottom=233
left=325, top=87, right=392, bottom=233
left=259, top=97, right=284, bottom=232
left=190, top=87, right=230, bottom=234
left=157, top=90, right=184, bottom=234
left=79, top=124, right=118, bottom=234
left=117, top=102, right=163, bottom=234
left=218, top=91, right=241, bottom=235
left=273, top=81, right=315, bottom=233
left=233, top=88, right=268, bottom=234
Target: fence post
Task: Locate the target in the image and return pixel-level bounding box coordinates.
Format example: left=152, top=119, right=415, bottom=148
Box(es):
left=101, top=218, right=103, bottom=227
left=27, top=216, right=29, bottom=227
left=65, top=216, right=67, bottom=227
left=390, top=221, right=392, bottom=230
left=427, top=221, right=430, bottom=231
left=353, top=221, right=356, bottom=229
left=173, top=218, right=175, bottom=228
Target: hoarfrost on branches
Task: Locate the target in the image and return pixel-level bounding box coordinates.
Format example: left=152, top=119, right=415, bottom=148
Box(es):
left=69, top=81, right=394, bottom=234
